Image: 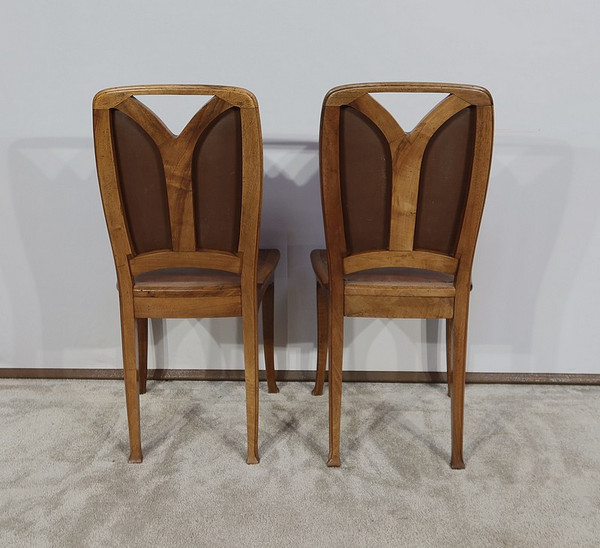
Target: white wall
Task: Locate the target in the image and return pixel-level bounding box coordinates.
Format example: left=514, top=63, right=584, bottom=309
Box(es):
left=1, top=0, right=599, bottom=373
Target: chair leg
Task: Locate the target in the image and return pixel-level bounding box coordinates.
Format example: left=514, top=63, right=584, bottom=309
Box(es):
left=242, top=302, right=260, bottom=464
left=261, top=283, right=279, bottom=394
left=120, top=300, right=142, bottom=463
left=137, top=318, right=148, bottom=395
left=450, top=301, right=468, bottom=470
left=446, top=318, right=453, bottom=397
left=327, top=299, right=343, bottom=467
left=312, top=282, right=328, bottom=396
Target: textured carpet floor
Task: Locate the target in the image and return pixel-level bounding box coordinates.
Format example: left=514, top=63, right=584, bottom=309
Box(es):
left=0, top=379, right=599, bottom=547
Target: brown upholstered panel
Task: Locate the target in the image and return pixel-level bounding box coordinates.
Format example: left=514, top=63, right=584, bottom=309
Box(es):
left=111, top=110, right=172, bottom=254
left=339, top=106, right=392, bottom=254
left=192, top=108, right=242, bottom=252
left=414, top=107, right=476, bottom=256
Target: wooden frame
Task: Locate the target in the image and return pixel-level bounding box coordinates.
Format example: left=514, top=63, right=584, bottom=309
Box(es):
left=93, top=85, right=279, bottom=464
left=312, top=82, right=494, bottom=468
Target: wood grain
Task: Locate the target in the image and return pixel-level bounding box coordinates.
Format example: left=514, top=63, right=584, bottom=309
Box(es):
left=344, top=250, right=458, bottom=275
left=323, top=82, right=493, bottom=107
left=130, top=250, right=242, bottom=276
left=345, top=295, right=454, bottom=318
left=93, top=84, right=258, bottom=110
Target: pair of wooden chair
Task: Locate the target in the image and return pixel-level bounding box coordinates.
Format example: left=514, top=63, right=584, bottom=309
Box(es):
left=93, top=83, right=493, bottom=468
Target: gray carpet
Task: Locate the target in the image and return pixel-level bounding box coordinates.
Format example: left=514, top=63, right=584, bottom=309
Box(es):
left=1, top=379, right=599, bottom=547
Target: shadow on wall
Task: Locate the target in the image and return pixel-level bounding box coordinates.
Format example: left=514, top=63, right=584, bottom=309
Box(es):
left=262, top=139, right=322, bottom=368
left=470, top=135, right=597, bottom=371
left=5, top=137, right=325, bottom=370
left=6, top=134, right=590, bottom=372
left=6, top=138, right=119, bottom=366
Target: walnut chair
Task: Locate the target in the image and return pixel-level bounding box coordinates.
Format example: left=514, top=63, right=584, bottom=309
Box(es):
left=311, top=83, right=494, bottom=468
left=93, top=85, right=279, bottom=464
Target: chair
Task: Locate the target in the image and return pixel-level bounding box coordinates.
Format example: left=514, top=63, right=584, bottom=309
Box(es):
left=311, top=83, right=494, bottom=468
left=93, top=85, right=279, bottom=464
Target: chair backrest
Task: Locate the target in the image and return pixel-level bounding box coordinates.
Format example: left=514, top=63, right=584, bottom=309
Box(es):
left=93, top=85, right=262, bottom=282
left=319, top=83, right=494, bottom=283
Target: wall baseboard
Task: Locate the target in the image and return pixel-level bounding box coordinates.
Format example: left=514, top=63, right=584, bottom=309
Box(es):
left=0, top=368, right=599, bottom=385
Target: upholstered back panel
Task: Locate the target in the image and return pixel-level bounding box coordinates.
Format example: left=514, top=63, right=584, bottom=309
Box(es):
left=339, top=106, right=392, bottom=254
left=111, top=109, right=172, bottom=253
left=192, top=108, right=242, bottom=252
left=414, top=107, right=476, bottom=255
left=110, top=105, right=244, bottom=255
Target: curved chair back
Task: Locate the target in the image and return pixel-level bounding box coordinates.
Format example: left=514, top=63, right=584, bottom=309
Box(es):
left=93, top=85, right=262, bottom=285
left=319, top=83, right=494, bottom=287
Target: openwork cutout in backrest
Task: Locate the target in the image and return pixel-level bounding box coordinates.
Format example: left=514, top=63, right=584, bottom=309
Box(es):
left=321, top=83, right=493, bottom=276
left=93, top=85, right=261, bottom=275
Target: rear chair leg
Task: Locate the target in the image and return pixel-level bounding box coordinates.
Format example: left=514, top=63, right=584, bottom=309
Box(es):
left=137, top=318, right=148, bottom=395
left=327, top=296, right=343, bottom=467
left=450, top=301, right=468, bottom=470
left=242, top=297, right=260, bottom=464
left=446, top=318, right=453, bottom=397
left=121, top=300, right=142, bottom=463
left=313, top=281, right=328, bottom=396
left=261, top=283, right=279, bottom=394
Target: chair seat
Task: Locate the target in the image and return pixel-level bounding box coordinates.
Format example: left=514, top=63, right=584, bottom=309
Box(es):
left=310, top=249, right=455, bottom=297
left=134, top=249, right=280, bottom=298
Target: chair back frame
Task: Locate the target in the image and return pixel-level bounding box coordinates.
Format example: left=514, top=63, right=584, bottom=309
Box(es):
left=93, top=85, right=263, bottom=306
left=319, top=82, right=494, bottom=301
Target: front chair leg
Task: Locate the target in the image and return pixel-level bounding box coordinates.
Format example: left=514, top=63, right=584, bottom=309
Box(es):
left=242, top=300, right=260, bottom=464
left=312, top=281, right=329, bottom=396
left=120, top=301, right=142, bottom=463
left=137, top=318, right=148, bottom=395
left=450, top=301, right=468, bottom=469
left=261, top=283, right=279, bottom=394
left=327, top=298, right=343, bottom=467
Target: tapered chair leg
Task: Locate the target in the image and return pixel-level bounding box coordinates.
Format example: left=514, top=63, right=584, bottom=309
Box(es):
left=261, top=283, right=279, bottom=394
left=120, top=301, right=142, bottom=463
left=137, top=318, right=148, bottom=395
left=450, top=299, right=469, bottom=469
left=242, top=298, right=260, bottom=465
left=327, top=298, right=343, bottom=467
left=312, top=282, right=329, bottom=396
left=446, top=318, right=453, bottom=397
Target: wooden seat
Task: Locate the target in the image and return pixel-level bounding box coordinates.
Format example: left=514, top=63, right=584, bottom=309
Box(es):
left=93, top=85, right=279, bottom=464
left=312, top=83, right=494, bottom=468
left=311, top=249, right=455, bottom=297
left=134, top=249, right=280, bottom=298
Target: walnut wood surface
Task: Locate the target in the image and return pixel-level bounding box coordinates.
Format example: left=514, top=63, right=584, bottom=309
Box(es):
left=93, top=85, right=279, bottom=464
left=312, top=82, right=494, bottom=469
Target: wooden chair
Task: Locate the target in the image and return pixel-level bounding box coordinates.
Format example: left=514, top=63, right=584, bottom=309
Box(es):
left=93, top=85, right=279, bottom=464
left=311, top=83, right=494, bottom=468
